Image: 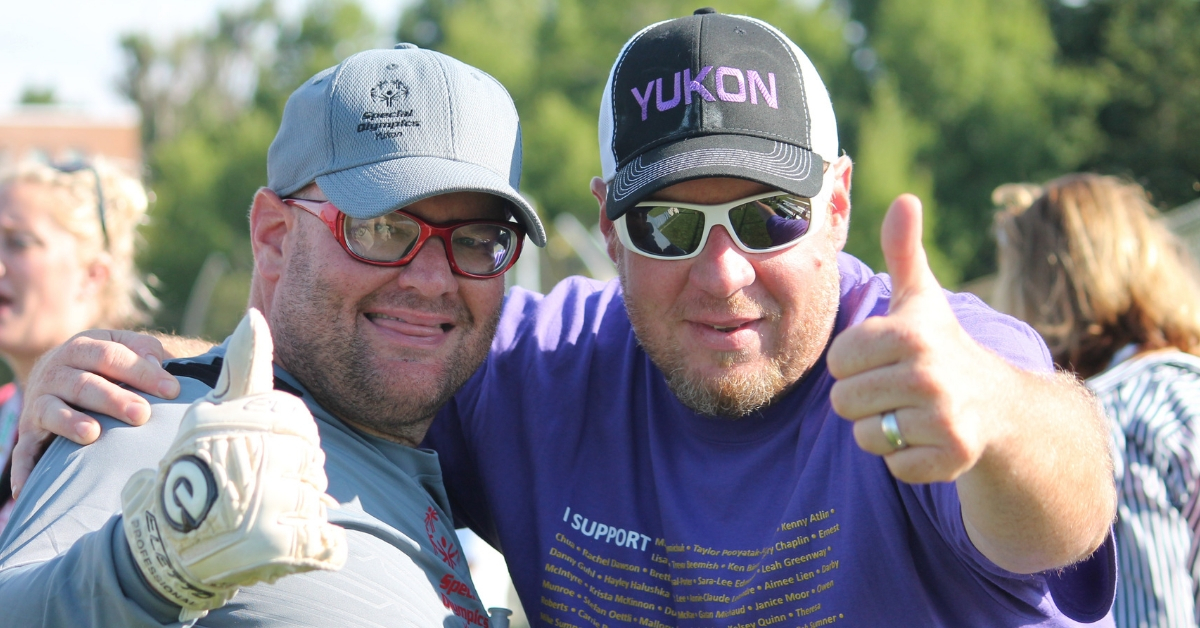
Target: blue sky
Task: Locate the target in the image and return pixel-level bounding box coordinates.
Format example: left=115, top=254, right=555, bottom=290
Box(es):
left=1, top=0, right=408, bottom=118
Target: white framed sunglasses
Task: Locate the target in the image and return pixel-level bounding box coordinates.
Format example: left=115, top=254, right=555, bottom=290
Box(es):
left=615, top=180, right=831, bottom=260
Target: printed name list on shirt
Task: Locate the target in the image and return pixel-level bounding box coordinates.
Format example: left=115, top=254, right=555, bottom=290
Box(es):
left=541, top=507, right=847, bottom=628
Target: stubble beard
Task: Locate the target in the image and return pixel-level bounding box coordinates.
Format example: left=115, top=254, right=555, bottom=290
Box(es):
left=622, top=242, right=842, bottom=419
left=271, top=240, right=499, bottom=444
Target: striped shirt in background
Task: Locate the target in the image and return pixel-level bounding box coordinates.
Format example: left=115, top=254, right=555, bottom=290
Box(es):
left=1090, top=350, right=1200, bottom=628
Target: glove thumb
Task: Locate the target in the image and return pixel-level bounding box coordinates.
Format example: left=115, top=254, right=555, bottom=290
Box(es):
left=208, top=308, right=275, bottom=403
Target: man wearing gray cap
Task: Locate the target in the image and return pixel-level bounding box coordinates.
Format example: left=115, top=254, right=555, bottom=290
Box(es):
left=0, top=44, right=542, bottom=626
left=10, top=10, right=1118, bottom=627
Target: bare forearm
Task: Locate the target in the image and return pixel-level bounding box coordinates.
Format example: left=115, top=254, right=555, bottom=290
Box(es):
left=957, top=369, right=1115, bottom=574
left=147, top=332, right=216, bottom=360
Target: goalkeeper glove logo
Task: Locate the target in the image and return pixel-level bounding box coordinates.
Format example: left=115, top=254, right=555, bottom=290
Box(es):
left=161, top=455, right=217, bottom=533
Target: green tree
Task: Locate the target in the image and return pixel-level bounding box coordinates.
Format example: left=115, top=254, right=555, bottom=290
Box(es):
left=1049, top=0, right=1200, bottom=208
left=125, top=0, right=1197, bottom=327
left=121, top=0, right=379, bottom=338
left=18, top=86, right=57, bottom=105
left=853, top=0, right=1105, bottom=283
left=846, top=78, right=947, bottom=278
left=398, top=0, right=861, bottom=285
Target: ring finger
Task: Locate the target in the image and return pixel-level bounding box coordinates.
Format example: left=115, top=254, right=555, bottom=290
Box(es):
left=852, top=409, right=918, bottom=456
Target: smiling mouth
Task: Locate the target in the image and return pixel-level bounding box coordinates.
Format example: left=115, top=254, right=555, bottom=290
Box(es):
left=706, top=319, right=759, bottom=333
left=365, top=312, right=454, bottom=333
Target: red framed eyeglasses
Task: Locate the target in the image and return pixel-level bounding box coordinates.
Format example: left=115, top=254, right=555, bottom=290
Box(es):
left=284, top=198, right=525, bottom=279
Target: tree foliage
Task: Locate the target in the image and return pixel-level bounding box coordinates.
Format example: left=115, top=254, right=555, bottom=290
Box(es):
left=851, top=0, right=1107, bottom=282
left=120, top=0, right=380, bottom=337
left=18, top=86, right=57, bottom=105
left=1050, top=0, right=1200, bottom=208
left=397, top=0, right=864, bottom=285
left=119, top=0, right=1200, bottom=339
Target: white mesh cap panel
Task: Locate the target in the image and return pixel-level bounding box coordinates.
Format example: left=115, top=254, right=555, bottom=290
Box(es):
left=598, top=75, right=616, bottom=182
left=598, top=19, right=671, bottom=183
left=740, top=15, right=838, bottom=162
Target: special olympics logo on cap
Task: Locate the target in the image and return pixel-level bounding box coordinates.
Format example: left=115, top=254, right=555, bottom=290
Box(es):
left=370, top=80, right=409, bottom=107
left=161, top=455, right=218, bottom=533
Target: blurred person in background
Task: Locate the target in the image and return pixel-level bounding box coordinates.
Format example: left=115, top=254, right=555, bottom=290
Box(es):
left=994, top=173, right=1200, bottom=628
left=0, top=157, right=155, bottom=533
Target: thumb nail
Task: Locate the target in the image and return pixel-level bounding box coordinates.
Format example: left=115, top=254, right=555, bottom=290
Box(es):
left=158, top=377, right=179, bottom=398
left=126, top=402, right=151, bottom=425
left=76, top=420, right=100, bottom=441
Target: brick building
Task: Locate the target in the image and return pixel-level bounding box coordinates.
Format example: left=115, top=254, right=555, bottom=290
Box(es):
left=0, top=106, right=140, bottom=166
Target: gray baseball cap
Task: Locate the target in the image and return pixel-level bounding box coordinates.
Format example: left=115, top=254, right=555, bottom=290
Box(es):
left=268, top=43, right=546, bottom=246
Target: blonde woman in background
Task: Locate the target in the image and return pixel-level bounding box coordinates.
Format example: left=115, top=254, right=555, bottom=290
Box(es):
left=994, top=173, right=1200, bottom=628
left=0, top=158, right=155, bottom=533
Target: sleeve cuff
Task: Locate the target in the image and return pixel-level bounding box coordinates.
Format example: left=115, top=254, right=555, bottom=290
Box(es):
left=111, top=516, right=185, bottom=624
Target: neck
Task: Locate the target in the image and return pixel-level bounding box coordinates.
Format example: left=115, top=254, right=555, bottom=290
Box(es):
left=3, top=355, right=36, bottom=387
left=337, top=414, right=434, bottom=448
left=266, top=354, right=434, bottom=448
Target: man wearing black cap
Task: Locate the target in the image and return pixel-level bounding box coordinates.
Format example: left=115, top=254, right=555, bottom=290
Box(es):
left=434, top=10, right=1116, bottom=626
left=11, top=10, right=1117, bottom=627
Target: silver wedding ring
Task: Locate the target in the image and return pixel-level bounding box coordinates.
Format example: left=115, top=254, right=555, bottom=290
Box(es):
left=881, top=411, right=907, bottom=451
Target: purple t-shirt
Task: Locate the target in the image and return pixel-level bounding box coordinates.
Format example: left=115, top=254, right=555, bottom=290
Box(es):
left=427, top=253, right=1116, bottom=627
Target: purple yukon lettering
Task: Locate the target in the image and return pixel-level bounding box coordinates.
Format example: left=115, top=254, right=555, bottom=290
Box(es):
left=716, top=67, right=747, bottom=102
left=631, top=80, right=655, bottom=121
left=656, top=72, right=681, bottom=112
left=748, top=71, right=778, bottom=109
left=684, top=66, right=715, bottom=104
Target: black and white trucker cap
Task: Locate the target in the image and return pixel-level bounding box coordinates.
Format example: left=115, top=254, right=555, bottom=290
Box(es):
left=599, top=8, right=839, bottom=220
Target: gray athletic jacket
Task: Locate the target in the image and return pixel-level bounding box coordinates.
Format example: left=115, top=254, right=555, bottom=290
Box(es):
left=0, top=345, right=487, bottom=627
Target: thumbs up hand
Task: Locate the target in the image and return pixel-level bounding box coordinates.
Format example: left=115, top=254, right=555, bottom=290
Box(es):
left=120, top=308, right=347, bottom=622
left=827, top=195, right=1008, bottom=484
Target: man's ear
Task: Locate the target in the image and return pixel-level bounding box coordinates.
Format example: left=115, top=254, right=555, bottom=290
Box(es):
left=591, top=177, right=621, bottom=264
left=80, top=256, right=111, bottom=300
left=250, top=187, right=295, bottom=282
left=827, top=155, right=854, bottom=250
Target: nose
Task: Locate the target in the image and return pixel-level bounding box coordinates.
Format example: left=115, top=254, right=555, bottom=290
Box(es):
left=396, top=236, right=457, bottom=296
left=688, top=226, right=756, bottom=298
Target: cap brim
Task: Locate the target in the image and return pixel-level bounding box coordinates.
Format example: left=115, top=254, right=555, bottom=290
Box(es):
left=317, top=156, right=546, bottom=247
left=606, top=135, right=825, bottom=220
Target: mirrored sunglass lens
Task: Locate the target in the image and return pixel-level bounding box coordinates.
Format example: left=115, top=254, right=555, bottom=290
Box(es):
left=625, top=206, right=705, bottom=257
left=450, top=223, right=518, bottom=275
left=728, top=195, right=813, bottom=250
left=344, top=213, right=421, bottom=262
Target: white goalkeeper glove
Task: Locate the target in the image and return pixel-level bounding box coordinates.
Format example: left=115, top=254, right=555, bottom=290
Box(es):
left=121, top=308, right=347, bottom=622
